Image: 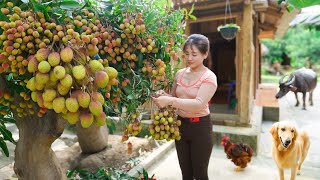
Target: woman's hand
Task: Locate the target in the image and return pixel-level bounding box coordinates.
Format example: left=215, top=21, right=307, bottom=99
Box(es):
left=152, top=96, right=174, bottom=108
left=155, top=90, right=171, bottom=97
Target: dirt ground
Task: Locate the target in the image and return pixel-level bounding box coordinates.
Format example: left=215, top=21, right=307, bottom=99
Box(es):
left=56, top=134, right=158, bottom=173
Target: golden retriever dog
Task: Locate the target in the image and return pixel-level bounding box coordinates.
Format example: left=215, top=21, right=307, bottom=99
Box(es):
left=269, top=121, right=310, bottom=180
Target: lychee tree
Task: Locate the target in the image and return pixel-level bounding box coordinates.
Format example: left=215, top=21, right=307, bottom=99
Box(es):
left=0, top=0, right=188, bottom=179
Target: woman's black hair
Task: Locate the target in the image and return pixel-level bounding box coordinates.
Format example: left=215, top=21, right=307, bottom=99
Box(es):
left=183, top=34, right=210, bottom=55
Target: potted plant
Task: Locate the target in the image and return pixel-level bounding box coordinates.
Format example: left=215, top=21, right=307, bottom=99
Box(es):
left=138, top=169, right=156, bottom=180
left=217, top=23, right=241, bottom=41
left=217, top=0, right=241, bottom=41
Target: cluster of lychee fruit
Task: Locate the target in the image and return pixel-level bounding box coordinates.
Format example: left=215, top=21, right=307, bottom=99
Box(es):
left=121, top=112, right=143, bottom=141
left=149, top=106, right=181, bottom=141
left=0, top=90, right=14, bottom=116
left=0, top=90, right=35, bottom=118
left=24, top=46, right=118, bottom=127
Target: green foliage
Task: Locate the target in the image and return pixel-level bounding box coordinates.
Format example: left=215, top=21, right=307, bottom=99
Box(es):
left=262, top=39, right=286, bottom=64
left=66, top=167, right=139, bottom=180
left=217, top=23, right=240, bottom=32
left=0, top=110, right=16, bottom=157
left=278, top=0, right=320, bottom=10
left=285, top=26, right=320, bottom=65
left=262, top=25, right=320, bottom=68
left=138, top=168, right=155, bottom=180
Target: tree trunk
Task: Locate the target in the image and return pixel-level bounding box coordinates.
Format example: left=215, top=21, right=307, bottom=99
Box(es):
left=0, top=75, right=67, bottom=180
left=13, top=110, right=68, bottom=180
left=76, top=123, right=108, bottom=154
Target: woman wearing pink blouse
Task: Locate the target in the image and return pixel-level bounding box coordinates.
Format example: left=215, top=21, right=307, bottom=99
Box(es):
left=152, top=34, right=217, bottom=180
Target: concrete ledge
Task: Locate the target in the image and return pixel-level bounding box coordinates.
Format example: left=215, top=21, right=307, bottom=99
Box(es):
left=128, top=140, right=175, bottom=177
left=211, top=104, right=263, bottom=155
left=262, top=107, right=279, bottom=121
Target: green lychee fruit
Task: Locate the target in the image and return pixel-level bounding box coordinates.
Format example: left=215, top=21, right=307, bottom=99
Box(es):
left=80, top=112, right=94, bottom=128
left=49, top=70, right=58, bottom=82
left=37, top=94, right=44, bottom=108
left=104, top=67, right=118, bottom=79
left=77, top=92, right=90, bottom=108
left=27, top=56, right=38, bottom=73
left=95, top=71, right=109, bottom=88
left=89, top=101, right=103, bottom=116
left=89, top=60, right=104, bottom=74
left=72, top=65, right=86, bottom=80
left=65, top=97, right=79, bottom=113
left=53, top=65, right=66, bottom=79
left=60, top=74, right=73, bottom=87
left=52, top=97, right=65, bottom=113
left=42, top=89, right=57, bottom=102
left=60, top=47, right=73, bottom=63
left=88, top=45, right=99, bottom=57
left=95, top=112, right=106, bottom=126
left=26, top=77, right=36, bottom=91
left=35, top=48, right=50, bottom=62
left=46, top=80, right=58, bottom=89
left=92, top=92, right=104, bottom=104
left=35, top=73, right=49, bottom=84
left=31, top=91, right=38, bottom=102
left=43, top=101, right=53, bottom=109
left=48, top=52, right=61, bottom=67
left=57, top=83, right=70, bottom=95
left=35, top=83, right=45, bottom=91
left=65, top=111, right=79, bottom=124
left=38, top=61, right=51, bottom=73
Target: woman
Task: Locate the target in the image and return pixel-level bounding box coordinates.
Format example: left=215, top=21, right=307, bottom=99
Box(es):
left=152, top=34, right=217, bottom=180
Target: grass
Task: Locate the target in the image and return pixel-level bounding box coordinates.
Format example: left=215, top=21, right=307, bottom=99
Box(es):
left=261, top=74, right=280, bottom=84
left=261, top=74, right=320, bottom=84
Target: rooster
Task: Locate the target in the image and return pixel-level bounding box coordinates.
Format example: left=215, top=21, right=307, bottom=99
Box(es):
left=221, top=136, right=253, bottom=171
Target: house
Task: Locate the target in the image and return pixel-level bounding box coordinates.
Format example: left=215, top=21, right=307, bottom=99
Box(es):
left=173, top=0, right=299, bottom=154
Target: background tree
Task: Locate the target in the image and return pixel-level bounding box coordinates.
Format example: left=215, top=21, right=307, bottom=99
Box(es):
left=262, top=25, right=320, bottom=69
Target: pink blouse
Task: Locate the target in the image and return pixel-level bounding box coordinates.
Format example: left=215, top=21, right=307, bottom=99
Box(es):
left=171, top=67, right=218, bottom=118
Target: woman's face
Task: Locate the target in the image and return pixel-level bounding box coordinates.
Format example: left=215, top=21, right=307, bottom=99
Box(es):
left=183, top=45, right=208, bottom=70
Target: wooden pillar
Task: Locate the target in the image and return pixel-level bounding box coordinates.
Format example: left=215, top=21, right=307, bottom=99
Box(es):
left=235, top=16, right=242, bottom=114
left=254, top=14, right=259, bottom=98
left=185, top=20, right=190, bottom=36
left=239, top=3, right=253, bottom=124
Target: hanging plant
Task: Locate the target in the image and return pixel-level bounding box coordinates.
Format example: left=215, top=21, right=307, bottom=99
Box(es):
left=217, top=0, right=241, bottom=41
left=218, top=23, right=241, bottom=41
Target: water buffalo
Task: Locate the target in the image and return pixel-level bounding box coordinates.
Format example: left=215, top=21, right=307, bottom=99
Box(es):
left=275, top=68, right=317, bottom=110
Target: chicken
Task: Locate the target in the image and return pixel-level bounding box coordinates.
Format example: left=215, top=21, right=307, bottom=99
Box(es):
left=221, top=136, right=253, bottom=172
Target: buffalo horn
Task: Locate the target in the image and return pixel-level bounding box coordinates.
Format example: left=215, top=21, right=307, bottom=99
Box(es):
left=285, top=75, right=295, bottom=86
left=279, top=75, right=288, bottom=84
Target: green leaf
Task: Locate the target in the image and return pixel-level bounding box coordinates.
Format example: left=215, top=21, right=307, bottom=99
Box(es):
left=288, top=0, right=320, bottom=8
left=0, top=126, right=15, bottom=143
left=6, top=73, right=13, bottom=81
left=123, top=85, right=132, bottom=95
left=0, top=139, right=9, bottom=157
left=30, top=0, right=45, bottom=12
left=189, top=14, right=197, bottom=20
left=1, top=117, right=15, bottom=124
left=286, top=3, right=295, bottom=12
left=0, top=11, right=9, bottom=22
left=127, top=94, right=134, bottom=100
left=188, top=3, right=195, bottom=15
left=145, top=13, right=156, bottom=24
left=60, top=0, right=80, bottom=10
left=138, top=52, right=143, bottom=70
left=21, top=0, right=29, bottom=3
left=66, top=169, right=76, bottom=178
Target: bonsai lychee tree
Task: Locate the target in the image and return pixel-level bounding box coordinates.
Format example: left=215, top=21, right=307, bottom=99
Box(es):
left=0, top=0, right=187, bottom=179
